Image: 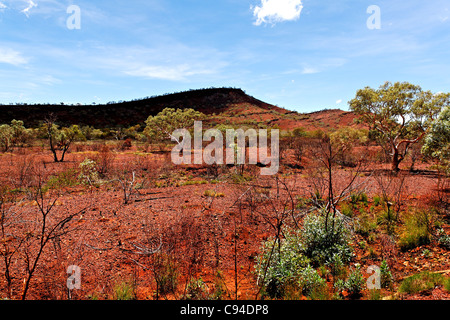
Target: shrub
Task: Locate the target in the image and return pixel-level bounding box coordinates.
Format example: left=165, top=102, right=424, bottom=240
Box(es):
left=78, top=158, right=101, bottom=187
left=46, top=168, right=79, bottom=190
left=300, top=212, right=353, bottom=266
left=254, top=229, right=309, bottom=299
left=326, top=253, right=347, bottom=281
left=354, top=213, right=378, bottom=239
left=380, top=260, right=393, bottom=289
left=335, top=265, right=365, bottom=298
left=298, top=265, right=327, bottom=299
left=204, top=189, right=225, bottom=198
left=373, top=195, right=381, bottom=206
left=113, top=278, right=136, bottom=300
left=340, top=203, right=354, bottom=218
left=399, top=272, right=447, bottom=294
left=156, top=257, right=179, bottom=296
left=437, top=228, right=450, bottom=249
left=120, top=138, right=133, bottom=150
left=398, top=210, right=434, bottom=251
left=185, top=277, right=210, bottom=300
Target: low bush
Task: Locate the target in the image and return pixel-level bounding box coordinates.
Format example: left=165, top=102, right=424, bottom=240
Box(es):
left=113, top=278, right=136, bottom=300
left=185, top=277, right=210, bottom=300
left=46, top=168, right=79, bottom=190
left=380, top=260, right=393, bottom=289
left=298, top=265, right=327, bottom=299
left=254, top=230, right=309, bottom=299
left=335, top=265, right=365, bottom=298
left=398, top=210, right=434, bottom=251
left=437, top=228, right=450, bottom=249
left=399, top=272, right=448, bottom=294
left=354, top=213, right=378, bottom=240
left=300, top=212, right=354, bottom=266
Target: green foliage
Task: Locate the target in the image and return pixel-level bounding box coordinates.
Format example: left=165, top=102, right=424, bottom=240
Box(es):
left=422, top=105, right=450, bottom=173
left=373, top=195, right=381, bottom=206
left=399, top=272, right=447, bottom=294
left=254, top=230, right=309, bottom=299
left=378, top=208, right=398, bottom=236
left=437, top=228, right=450, bottom=249
left=340, top=203, right=354, bottom=218
left=298, top=265, right=327, bottom=299
left=380, top=260, right=393, bottom=289
left=292, top=127, right=307, bottom=137
left=46, top=122, right=85, bottom=162
left=335, top=265, right=365, bottom=297
left=78, top=158, right=101, bottom=187
left=349, top=82, right=448, bottom=171
left=144, top=108, right=204, bottom=143
left=155, top=256, right=179, bottom=296
left=300, top=212, right=353, bottom=266
left=0, top=120, right=32, bottom=152
left=330, top=127, right=368, bottom=166
left=46, top=169, right=79, bottom=190
left=0, top=124, right=12, bottom=152
left=326, top=253, right=347, bottom=280
left=398, top=209, right=434, bottom=251
left=113, top=278, right=136, bottom=300
left=354, top=213, right=378, bottom=240
left=185, top=277, right=210, bottom=300
left=203, top=189, right=224, bottom=197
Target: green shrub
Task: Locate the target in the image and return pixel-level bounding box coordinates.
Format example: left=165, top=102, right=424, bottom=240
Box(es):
left=204, top=189, right=225, bottom=197
left=300, top=212, right=353, bottom=266
left=298, top=265, right=327, bottom=299
left=350, top=192, right=368, bottom=206
left=373, top=195, right=381, bottom=206
left=326, top=253, right=347, bottom=281
left=355, top=213, right=378, bottom=239
left=78, top=158, right=101, bottom=187
left=185, top=277, right=210, bottom=300
left=46, top=168, right=79, bottom=190
left=437, top=228, right=450, bottom=249
left=340, top=202, right=354, bottom=218
left=113, top=278, right=136, bottom=300
left=335, top=265, right=365, bottom=298
left=398, top=210, right=433, bottom=251
left=399, top=272, right=447, bottom=294
left=380, top=260, right=393, bottom=289
left=254, top=229, right=309, bottom=299
left=155, top=256, right=179, bottom=296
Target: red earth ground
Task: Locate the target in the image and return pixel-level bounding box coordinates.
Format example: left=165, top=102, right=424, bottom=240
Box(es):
left=0, top=141, right=448, bottom=300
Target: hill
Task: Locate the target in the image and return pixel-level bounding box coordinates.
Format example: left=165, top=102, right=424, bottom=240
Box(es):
left=0, top=87, right=358, bottom=131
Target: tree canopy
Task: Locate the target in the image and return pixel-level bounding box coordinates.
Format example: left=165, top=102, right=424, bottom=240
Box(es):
left=144, top=107, right=205, bottom=143
left=422, top=106, right=450, bottom=173
left=349, top=81, right=449, bottom=171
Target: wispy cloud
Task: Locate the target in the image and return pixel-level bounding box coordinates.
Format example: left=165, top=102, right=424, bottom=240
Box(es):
left=252, top=0, right=303, bottom=26
left=301, top=67, right=319, bottom=74
left=101, top=43, right=228, bottom=81
left=124, top=64, right=214, bottom=81
left=0, top=48, right=28, bottom=66
left=21, top=0, right=37, bottom=18
left=0, top=2, right=7, bottom=9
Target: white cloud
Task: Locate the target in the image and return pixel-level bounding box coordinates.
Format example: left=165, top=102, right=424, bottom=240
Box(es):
left=21, top=0, right=37, bottom=18
left=301, top=67, right=319, bottom=74
left=252, top=0, right=303, bottom=26
left=0, top=48, right=28, bottom=66
left=124, top=64, right=214, bottom=81
left=336, top=99, right=343, bottom=104
left=0, top=2, right=7, bottom=9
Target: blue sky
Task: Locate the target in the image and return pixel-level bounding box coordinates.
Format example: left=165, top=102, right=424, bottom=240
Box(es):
left=0, top=0, right=449, bottom=113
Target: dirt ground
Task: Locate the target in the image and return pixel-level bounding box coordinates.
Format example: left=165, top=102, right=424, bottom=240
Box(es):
left=0, top=143, right=448, bottom=300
